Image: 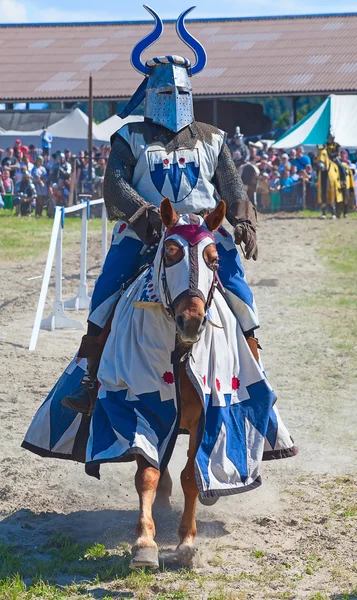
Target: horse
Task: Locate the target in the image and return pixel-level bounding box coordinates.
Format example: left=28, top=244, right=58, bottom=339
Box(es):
left=129, top=198, right=226, bottom=569
left=22, top=198, right=297, bottom=572
left=317, top=146, right=355, bottom=218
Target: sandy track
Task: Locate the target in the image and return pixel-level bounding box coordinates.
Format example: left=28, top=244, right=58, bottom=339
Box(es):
left=0, top=216, right=357, bottom=599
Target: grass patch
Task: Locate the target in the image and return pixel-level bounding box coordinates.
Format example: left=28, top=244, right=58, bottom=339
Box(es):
left=0, top=210, right=103, bottom=262
left=298, top=209, right=357, bottom=219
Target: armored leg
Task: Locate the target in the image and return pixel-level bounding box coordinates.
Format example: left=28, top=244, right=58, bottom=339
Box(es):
left=61, top=330, right=105, bottom=414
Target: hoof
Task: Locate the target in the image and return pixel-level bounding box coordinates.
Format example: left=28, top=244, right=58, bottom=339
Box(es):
left=130, top=545, right=159, bottom=570
left=175, top=543, right=197, bottom=567
left=199, top=495, right=219, bottom=506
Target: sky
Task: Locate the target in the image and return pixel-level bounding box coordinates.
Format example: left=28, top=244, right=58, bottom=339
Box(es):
left=1, top=0, right=357, bottom=24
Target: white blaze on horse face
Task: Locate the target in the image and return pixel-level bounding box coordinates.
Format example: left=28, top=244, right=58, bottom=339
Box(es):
left=159, top=233, right=215, bottom=310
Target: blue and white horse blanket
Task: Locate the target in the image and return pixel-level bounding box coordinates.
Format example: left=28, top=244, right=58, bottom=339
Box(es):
left=23, top=220, right=297, bottom=499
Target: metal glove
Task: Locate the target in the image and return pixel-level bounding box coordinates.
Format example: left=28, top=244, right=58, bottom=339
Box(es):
left=234, top=221, right=258, bottom=261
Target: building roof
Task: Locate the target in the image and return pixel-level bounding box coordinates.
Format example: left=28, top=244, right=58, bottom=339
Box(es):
left=2, top=13, right=357, bottom=102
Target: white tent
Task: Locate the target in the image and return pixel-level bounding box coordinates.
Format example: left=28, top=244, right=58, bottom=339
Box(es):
left=0, top=109, right=107, bottom=154
left=274, top=95, right=357, bottom=149
left=95, top=114, right=144, bottom=142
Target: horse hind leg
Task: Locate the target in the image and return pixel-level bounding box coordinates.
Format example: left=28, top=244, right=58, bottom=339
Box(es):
left=154, top=467, right=173, bottom=511
left=131, top=455, right=160, bottom=570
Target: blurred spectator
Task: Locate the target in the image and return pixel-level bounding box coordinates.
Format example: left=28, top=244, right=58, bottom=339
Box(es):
left=268, top=148, right=277, bottom=163
left=279, top=153, right=291, bottom=175
left=40, top=128, right=53, bottom=158
left=249, top=145, right=258, bottom=163
left=0, top=173, right=5, bottom=208
left=292, top=146, right=311, bottom=171
left=14, top=171, right=37, bottom=216
left=281, top=167, right=294, bottom=209
left=32, top=156, right=48, bottom=217
left=257, top=141, right=269, bottom=157
left=23, top=152, right=34, bottom=174
left=49, top=152, right=71, bottom=188
left=290, top=165, right=299, bottom=182
left=13, top=139, right=22, bottom=159
left=2, top=168, right=14, bottom=194
left=2, top=148, right=18, bottom=180
left=94, top=157, right=106, bottom=197
left=257, top=154, right=271, bottom=174
left=269, top=170, right=281, bottom=212
left=64, top=148, right=72, bottom=163
left=289, top=148, right=297, bottom=162
left=257, top=172, right=271, bottom=211
left=340, top=149, right=351, bottom=166
left=77, top=154, right=95, bottom=194
left=28, top=144, right=39, bottom=163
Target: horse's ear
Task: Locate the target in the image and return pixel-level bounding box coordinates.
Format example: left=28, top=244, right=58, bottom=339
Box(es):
left=160, top=198, right=179, bottom=229
left=205, top=200, right=226, bottom=232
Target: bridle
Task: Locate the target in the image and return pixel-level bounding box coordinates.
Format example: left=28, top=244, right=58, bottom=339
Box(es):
left=159, top=224, right=223, bottom=322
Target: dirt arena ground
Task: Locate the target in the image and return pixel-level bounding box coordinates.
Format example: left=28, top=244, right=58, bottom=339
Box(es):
left=0, top=215, right=356, bottom=600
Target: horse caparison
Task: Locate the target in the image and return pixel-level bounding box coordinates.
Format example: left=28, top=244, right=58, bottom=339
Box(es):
left=131, top=199, right=226, bottom=569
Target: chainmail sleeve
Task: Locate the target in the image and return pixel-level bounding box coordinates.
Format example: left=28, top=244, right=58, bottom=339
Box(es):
left=213, top=143, right=257, bottom=228
left=103, top=134, right=146, bottom=221
left=103, top=134, right=162, bottom=244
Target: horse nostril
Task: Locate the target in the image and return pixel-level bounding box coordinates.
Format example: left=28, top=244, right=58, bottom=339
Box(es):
left=176, top=315, right=185, bottom=331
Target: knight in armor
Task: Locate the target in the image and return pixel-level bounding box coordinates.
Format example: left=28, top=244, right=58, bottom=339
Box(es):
left=62, top=6, right=259, bottom=414
left=326, top=133, right=347, bottom=185
left=228, top=126, right=250, bottom=164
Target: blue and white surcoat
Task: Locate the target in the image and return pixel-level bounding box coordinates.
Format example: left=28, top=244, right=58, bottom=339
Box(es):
left=117, top=124, right=226, bottom=213
left=89, top=123, right=259, bottom=333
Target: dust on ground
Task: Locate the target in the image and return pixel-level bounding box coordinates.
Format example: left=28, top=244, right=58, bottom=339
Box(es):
left=0, top=216, right=356, bottom=600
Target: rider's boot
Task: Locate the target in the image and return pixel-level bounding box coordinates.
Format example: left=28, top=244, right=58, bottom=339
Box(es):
left=246, top=335, right=261, bottom=363
left=61, top=336, right=103, bottom=414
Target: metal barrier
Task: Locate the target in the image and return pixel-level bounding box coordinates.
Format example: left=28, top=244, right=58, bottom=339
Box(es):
left=29, top=198, right=107, bottom=352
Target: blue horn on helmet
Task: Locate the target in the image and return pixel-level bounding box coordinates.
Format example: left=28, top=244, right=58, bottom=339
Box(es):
left=130, top=5, right=164, bottom=76
left=176, top=6, right=207, bottom=76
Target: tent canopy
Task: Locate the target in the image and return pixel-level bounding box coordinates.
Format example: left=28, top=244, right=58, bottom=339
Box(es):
left=273, top=95, right=357, bottom=149
left=95, top=114, right=143, bottom=142
left=0, top=108, right=107, bottom=154
left=0, top=108, right=101, bottom=140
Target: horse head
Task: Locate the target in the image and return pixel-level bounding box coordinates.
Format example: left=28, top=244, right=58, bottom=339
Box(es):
left=158, top=198, right=226, bottom=344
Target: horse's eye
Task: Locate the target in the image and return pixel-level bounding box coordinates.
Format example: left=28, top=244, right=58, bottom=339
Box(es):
left=163, top=241, right=184, bottom=266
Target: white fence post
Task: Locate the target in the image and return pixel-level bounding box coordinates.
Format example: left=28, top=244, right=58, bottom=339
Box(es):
left=29, top=198, right=105, bottom=351
left=41, top=207, right=84, bottom=332
left=29, top=208, right=62, bottom=351
left=65, top=200, right=91, bottom=310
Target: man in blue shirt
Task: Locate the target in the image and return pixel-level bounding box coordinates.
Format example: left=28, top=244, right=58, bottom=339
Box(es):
left=292, top=146, right=311, bottom=172
left=40, top=128, right=53, bottom=158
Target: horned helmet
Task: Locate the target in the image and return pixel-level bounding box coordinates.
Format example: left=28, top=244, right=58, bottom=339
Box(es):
left=119, top=6, right=207, bottom=133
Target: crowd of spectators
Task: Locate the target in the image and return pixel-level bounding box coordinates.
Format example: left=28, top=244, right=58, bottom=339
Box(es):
left=233, top=142, right=319, bottom=212
left=2, top=131, right=357, bottom=218
left=231, top=139, right=357, bottom=212
left=0, top=137, right=111, bottom=217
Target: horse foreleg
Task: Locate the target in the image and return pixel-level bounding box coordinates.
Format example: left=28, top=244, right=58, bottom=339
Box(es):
left=154, top=467, right=173, bottom=511
left=131, top=455, right=160, bottom=570
left=176, top=425, right=199, bottom=565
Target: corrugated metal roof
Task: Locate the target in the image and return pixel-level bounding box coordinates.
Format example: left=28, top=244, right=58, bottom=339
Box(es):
left=2, top=13, right=357, bottom=102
